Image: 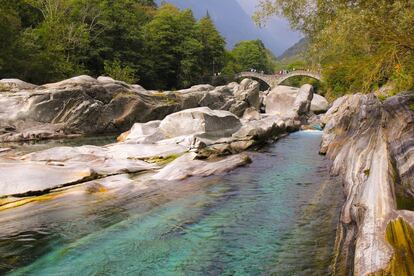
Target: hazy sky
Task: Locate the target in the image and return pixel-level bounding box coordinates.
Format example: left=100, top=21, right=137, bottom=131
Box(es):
left=236, top=0, right=303, bottom=54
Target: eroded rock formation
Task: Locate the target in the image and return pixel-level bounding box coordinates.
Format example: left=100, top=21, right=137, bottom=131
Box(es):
left=0, top=76, right=259, bottom=142
left=0, top=76, right=324, bottom=212
left=320, top=92, right=414, bottom=275
left=0, top=76, right=328, bottom=143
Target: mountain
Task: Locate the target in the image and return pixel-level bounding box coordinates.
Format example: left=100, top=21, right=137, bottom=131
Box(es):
left=278, top=37, right=309, bottom=63
left=156, top=0, right=302, bottom=55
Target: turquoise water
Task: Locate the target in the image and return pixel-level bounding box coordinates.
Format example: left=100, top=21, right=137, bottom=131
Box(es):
left=0, top=131, right=343, bottom=275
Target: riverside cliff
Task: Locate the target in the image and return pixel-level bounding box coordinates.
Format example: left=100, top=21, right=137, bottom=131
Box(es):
left=320, top=92, right=414, bottom=275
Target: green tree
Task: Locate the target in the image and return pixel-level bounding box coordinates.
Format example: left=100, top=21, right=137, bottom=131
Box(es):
left=196, top=14, right=226, bottom=80
left=142, top=4, right=203, bottom=89
left=230, top=40, right=274, bottom=73
left=104, top=59, right=137, bottom=84
left=7, top=0, right=93, bottom=83
left=78, top=0, right=156, bottom=82
left=0, top=0, right=228, bottom=90
left=0, top=4, right=21, bottom=75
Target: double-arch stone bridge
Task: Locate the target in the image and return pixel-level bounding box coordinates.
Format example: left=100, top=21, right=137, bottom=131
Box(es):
left=236, top=70, right=322, bottom=88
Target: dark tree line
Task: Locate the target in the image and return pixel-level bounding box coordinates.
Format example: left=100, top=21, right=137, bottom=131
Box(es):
left=0, top=0, right=278, bottom=89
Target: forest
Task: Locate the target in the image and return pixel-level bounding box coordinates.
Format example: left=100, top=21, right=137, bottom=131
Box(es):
left=0, top=0, right=277, bottom=90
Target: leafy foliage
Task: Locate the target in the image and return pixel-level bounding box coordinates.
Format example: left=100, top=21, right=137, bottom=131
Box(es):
left=104, top=59, right=137, bottom=84
left=0, top=1, right=279, bottom=90
left=230, top=40, right=275, bottom=73
left=256, top=0, right=414, bottom=98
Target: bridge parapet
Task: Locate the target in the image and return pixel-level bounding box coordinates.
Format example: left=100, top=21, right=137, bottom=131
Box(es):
left=236, top=70, right=322, bottom=88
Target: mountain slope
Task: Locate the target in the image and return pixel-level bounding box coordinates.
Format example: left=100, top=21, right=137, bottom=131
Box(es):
left=278, top=37, right=309, bottom=63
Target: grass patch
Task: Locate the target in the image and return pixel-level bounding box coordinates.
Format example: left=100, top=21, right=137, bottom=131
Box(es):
left=112, top=90, right=138, bottom=99
left=152, top=92, right=167, bottom=97
left=377, top=94, right=388, bottom=102
left=152, top=92, right=179, bottom=105
left=144, top=153, right=182, bottom=165
left=379, top=218, right=414, bottom=275
left=0, top=83, right=9, bottom=92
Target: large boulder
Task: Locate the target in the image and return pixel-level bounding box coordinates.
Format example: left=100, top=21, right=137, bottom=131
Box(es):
left=265, top=84, right=314, bottom=117
left=293, top=84, right=314, bottom=115
left=152, top=152, right=251, bottom=181
left=233, top=115, right=285, bottom=141
left=264, top=86, right=300, bottom=115
left=229, top=101, right=249, bottom=117
left=234, top=79, right=261, bottom=110
left=310, top=94, right=329, bottom=114
left=0, top=76, right=270, bottom=142
left=0, top=76, right=184, bottom=141
left=117, top=120, right=162, bottom=143
left=159, top=107, right=242, bottom=139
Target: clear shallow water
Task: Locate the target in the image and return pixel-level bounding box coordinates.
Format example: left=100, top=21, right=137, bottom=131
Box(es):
left=0, top=131, right=343, bottom=275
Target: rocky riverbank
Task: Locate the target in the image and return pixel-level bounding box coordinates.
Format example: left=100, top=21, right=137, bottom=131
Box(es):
left=0, top=76, right=327, bottom=143
left=320, top=92, right=414, bottom=275
left=0, top=76, right=326, bottom=204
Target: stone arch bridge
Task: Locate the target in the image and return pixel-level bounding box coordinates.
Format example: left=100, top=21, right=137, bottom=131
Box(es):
left=235, top=70, right=322, bottom=88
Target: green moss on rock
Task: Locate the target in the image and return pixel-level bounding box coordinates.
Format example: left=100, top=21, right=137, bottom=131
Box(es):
left=372, top=218, right=414, bottom=275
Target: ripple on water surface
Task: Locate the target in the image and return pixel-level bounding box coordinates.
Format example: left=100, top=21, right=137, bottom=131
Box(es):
left=0, top=131, right=343, bottom=275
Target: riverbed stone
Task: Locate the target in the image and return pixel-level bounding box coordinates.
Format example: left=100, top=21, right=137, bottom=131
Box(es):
left=265, top=84, right=316, bottom=117
left=0, top=76, right=267, bottom=142
left=117, top=120, right=162, bottom=143
left=242, top=107, right=261, bottom=121
left=294, top=84, right=314, bottom=115
left=152, top=152, right=251, bottom=181
left=0, top=160, right=94, bottom=197
left=264, top=86, right=298, bottom=115
left=234, top=79, right=261, bottom=110
left=310, top=94, right=329, bottom=114
left=159, top=107, right=242, bottom=139
left=22, top=145, right=159, bottom=175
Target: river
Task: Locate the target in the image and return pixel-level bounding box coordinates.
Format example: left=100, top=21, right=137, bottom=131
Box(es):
left=0, top=131, right=343, bottom=275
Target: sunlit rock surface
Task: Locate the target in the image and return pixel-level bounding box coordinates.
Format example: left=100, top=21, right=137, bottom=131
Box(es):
left=119, top=106, right=290, bottom=157
left=0, top=76, right=264, bottom=142
left=152, top=152, right=251, bottom=181
left=0, top=144, right=160, bottom=197
left=321, top=92, right=414, bottom=275
left=265, top=84, right=328, bottom=116
left=0, top=75, right=324, bottom=200
left=264, top=84, right=315, bottom=117
left=159, top=107, right=242, bottom=139
left=310, top=94, right=329, bottom=114
left=0, top=160, right=93, bottom=197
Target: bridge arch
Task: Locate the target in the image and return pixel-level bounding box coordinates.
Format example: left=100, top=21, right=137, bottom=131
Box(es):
left=276, top=71, right=322, bottom=86
left=236, top=70, right=322, bottom=89
left=234, top=73, right=272, bottom=90
left=235, top=72, right=276, bottom=88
